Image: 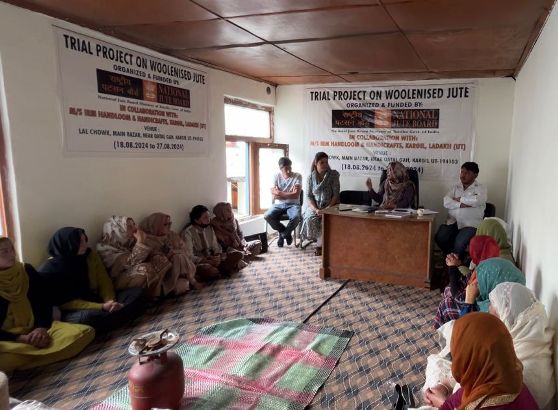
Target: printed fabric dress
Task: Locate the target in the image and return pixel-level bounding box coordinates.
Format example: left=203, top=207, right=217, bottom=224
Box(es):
left=300, top=169, right=340, bottom=242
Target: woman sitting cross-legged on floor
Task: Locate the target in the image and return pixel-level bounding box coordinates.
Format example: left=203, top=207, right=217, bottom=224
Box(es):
left=433, top=235, right=500, bottom=328
left=181, top=205, right=243, bottom=280
left=211, top=202, right=261, bottom=265
left=97, top=216, right=172, bottom=299
left=423, top=282, right=553, bottom=410
left=0, top=237, right=94, bottom=374
left=300, top=152, right=340, bottom=256
left=38, top=227, right=145, bottom=334
left=139, top=212, right=199, bottom=293
left=432, top=312, right=539, bottom=410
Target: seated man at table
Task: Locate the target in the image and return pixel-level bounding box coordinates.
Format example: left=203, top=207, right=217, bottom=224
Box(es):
left=435, top=162, right=487, bottom=260
left=264, top=157, right=302, bottom=247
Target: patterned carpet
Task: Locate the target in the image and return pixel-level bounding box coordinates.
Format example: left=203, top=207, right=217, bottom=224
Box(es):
left=8, top=243, right=441, bottom=409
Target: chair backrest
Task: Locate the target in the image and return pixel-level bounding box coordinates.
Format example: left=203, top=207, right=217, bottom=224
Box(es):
left=339, top=190, right=370, bottom=205
left=484, top=202, right=496, bottom=218
left=379, top=168, right=419, bottom=208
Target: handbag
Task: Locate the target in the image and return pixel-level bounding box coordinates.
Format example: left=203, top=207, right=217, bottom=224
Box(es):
left=393, top=384, right=416, bottom=410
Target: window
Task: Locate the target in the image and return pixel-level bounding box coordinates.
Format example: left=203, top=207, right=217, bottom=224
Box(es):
left=224, top=97, right=287, bottom=217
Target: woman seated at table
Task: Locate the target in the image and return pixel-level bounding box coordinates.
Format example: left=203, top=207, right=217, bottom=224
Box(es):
left=300, top=152, right=340, bottom=256
left=365, top=161, right=415, bottom=209
left=38, top=227, right=145, bottom=334
left=211, top=202, right=262, bottom=264
left=139, top=212, right=199, bottom=292
left=428, top=312, right=539, bottom=410
left=0, top=237, right=94, bottom=374
left=97, top=216, right=172, bottom=299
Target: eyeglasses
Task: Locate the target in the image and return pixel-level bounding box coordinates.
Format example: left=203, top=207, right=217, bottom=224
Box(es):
left=163, top=222, right=172, bottom=226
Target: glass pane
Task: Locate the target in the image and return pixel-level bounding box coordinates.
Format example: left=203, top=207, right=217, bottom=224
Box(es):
left=225, top=104, right=270, bottom=139
left=226, top=141, right=249, bottom=217
left=258, top=147, right=286, bottom=210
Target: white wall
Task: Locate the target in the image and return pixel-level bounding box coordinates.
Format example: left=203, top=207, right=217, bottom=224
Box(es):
left=508, top=1, right=558, bottom=338
left=0, top=2, right=275, bottom=265
left=275, top=78, right=515, bottom=225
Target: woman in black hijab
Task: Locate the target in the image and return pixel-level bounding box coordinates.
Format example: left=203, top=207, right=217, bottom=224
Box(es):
left=38, top=227, right=145, bottom=334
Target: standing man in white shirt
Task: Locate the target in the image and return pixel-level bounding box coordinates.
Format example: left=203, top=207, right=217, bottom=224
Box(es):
left=264, top=157, right=302, bottom=247
left=435, top=162, right=487, bottom=260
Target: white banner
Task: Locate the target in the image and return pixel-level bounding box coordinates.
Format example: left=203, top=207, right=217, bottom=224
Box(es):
left=304, top=82, right=476, bottom=180
left=55, top=27, right=208, bottom=156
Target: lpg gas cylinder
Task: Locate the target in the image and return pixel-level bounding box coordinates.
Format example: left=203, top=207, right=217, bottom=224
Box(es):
left=127, top=330, right=184, bottom=410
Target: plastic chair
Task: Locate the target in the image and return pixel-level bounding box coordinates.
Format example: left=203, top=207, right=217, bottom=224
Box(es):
left=484, top=202, right=496, bottom=218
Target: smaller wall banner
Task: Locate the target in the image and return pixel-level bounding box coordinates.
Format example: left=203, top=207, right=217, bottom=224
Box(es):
left=304, top=82, right=476, bottom=179
left=55, top=27, right=208, bottom=156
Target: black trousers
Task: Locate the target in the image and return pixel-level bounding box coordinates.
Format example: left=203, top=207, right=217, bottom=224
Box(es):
left=62, top=288, right=146, bottom=334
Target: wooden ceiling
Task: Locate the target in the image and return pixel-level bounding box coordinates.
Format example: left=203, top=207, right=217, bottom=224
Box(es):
left=4, top=0, right=555, bottom=85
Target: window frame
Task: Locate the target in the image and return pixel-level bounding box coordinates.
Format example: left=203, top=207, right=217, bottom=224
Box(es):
left=225, top=97, right=283, bottom=216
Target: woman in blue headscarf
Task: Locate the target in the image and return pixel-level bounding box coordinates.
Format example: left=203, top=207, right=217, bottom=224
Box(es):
left=460, top=257, right=525, bottom=315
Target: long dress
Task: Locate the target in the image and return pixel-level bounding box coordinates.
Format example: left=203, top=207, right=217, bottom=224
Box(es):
left=300, top=169, right=340, bottom=242
left=0, top=262, right=94, bottom=373
left=97, top=216, right=171, bottom=298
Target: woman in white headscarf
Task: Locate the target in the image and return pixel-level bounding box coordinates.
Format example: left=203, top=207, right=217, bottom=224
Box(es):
left=421, top=282, right=555, bottom=410
left=97, top=216, right=171, bottom=299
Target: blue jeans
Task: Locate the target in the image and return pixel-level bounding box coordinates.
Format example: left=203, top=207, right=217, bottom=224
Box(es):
left=435, top=223, right=477, bottom=260
left=264, top=203, right=301, bottom=236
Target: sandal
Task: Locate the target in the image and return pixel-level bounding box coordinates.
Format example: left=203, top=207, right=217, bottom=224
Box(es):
left=314, top=247, right=322, bottom=256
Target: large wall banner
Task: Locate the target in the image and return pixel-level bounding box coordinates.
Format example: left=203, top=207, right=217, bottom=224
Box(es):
left=55, top=27, right=208, bottom=156
left=304, top=82, right=476, bottom=179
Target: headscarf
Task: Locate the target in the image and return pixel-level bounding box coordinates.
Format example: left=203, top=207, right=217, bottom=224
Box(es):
left=97, top=216, right=135, bottom=268
left=211, top=202, right=243, bottom=249
left=476, top=219, right=512, bottom=259
left=468, top=235, right=500, bottom=266
left=38, top=227, right=92, bottom=304
left=489, top=283, right=555, bottom=409
left=451, top=312, right=523, bottom=410
left=381, top=162, right=415, bottom=209
left=139, top=213, right=169, bottom=237
left=0, top=257, right=34, bottom=334
left=474, top=258, right=525, bottom=312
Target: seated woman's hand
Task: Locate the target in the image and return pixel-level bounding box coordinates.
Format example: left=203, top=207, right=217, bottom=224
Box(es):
left=17, top=328, right=51, bottom=348
left=424, top=383, right=450, bottom=407
left=103, top=300, right=124, bottom=312
left=465, top=278, right=480, bottom=304
left=445, top=253, right=462, bottom=267
left=365, top=177, right=373, bottom=190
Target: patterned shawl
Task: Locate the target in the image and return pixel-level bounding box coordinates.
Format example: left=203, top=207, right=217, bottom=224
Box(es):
left=139, top=213, right=169, bottom=237
left=451, top=312, right=523, bottom=410
left=309, top=169, right=340, bottom=209
left=211, top=202, right=243, bottom=250
left=0, top=261, right=34, bottom=333
left=97, top=216, right=135, bottom=268
left=381, top=162, right=415, bottom=209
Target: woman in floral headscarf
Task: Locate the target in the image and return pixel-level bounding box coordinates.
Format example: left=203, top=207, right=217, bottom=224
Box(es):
left=97, top=216, right=171, bottom=299
left=139, top=212, right=199, bottom=293
left=366, top=161, right=415, bottom=209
